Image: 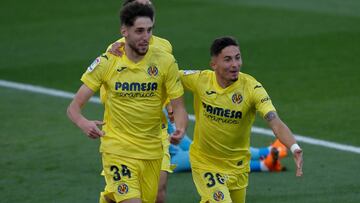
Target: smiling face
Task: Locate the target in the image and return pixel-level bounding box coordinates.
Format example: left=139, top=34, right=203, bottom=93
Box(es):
left=122, top=17, right=153, bottom=56
left=211, top=45, right=242, bottom=88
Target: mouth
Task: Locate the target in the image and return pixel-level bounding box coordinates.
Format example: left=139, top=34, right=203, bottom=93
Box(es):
left=139, top=41, right=149, bottom=48
left=229, top=69, right=239, bottom=79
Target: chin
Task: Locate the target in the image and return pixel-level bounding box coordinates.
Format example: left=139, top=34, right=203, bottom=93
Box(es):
left=136, top=49, right=148, bottom=56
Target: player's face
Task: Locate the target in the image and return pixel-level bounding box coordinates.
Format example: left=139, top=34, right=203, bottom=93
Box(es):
left=122, top=17, right=153, bottom=56
left=211, top=45, right=242, bottom=86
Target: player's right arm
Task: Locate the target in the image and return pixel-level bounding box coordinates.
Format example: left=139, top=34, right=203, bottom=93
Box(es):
left=179, top=70, right=201, bottom=91
left=67, top=84, right=105, bottom=139
left=67, top=53, right=110, bottom=139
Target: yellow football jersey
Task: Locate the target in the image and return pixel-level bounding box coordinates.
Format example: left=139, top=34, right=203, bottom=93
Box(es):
left=180, top=70, right=276, bottom=174
left=101, top=36, right=172, bottom=103
left=81, top=46, right=183, bottom=159
left=101, top=36, right=173, bottom=145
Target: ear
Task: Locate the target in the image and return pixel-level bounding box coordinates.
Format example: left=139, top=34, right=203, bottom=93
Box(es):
left=121, top=26, right=127, bottom=37
left=210, top=57, right=216, bottom=71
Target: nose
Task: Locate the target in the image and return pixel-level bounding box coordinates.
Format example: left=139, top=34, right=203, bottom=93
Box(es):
left=234, top=58, right=243, bottom=69
left=142, top=31, right=152, bottom=41
left=231, top=59, right=241, bottom=69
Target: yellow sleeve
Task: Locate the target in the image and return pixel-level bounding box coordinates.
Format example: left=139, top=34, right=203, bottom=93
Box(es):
left=165, top=57, right=184, bottom=99
left=251, top=83, right=276, bottom=118
left=80, top=54, right=110, bottom=92
left=152, top=36, right=173, bottom=54
left=179, top=70, right=201, bottom=92
left=159, top=38, right=172, bottom=54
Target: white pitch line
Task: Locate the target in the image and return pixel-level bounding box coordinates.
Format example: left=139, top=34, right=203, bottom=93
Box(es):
left=1, top=79, right=359, bottom=154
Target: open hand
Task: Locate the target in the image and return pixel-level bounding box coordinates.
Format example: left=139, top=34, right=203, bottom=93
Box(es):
left=108, top=42, right=125, bottom=57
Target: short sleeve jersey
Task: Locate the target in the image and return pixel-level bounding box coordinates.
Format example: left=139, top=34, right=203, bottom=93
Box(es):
left=101, top=35, right=173, bottom=103
left=102, top=35, right=174, bottom=139
left=180, top=70, right=276, bottom=173
left=81, top=47, right=183, bottom=159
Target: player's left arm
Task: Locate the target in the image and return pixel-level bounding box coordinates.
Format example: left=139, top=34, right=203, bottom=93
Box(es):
left=265, top=111, right=303, bottom=177
left=169, top=96, right=188, bottom=144
left=165, top=56, right=188, bottom=144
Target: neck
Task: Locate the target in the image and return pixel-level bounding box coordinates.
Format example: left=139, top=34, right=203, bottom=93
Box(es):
left=215, top=75, right=234, bottom=89
left=124, top=44, right=144, bottom=63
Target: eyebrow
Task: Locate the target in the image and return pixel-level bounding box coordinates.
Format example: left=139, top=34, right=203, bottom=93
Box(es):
left=134, top=25, right=153, bottom=30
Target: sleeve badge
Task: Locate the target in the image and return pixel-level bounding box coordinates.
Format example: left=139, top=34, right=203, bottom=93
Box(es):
left=87, top=57, right=101, bottom=72
left=183, top=70, right=199, bottom=75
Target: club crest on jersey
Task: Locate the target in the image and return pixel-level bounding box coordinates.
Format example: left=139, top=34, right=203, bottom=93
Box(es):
left=118, top=183, right=129, bottom=195
left=213, top=190, right=225, bottom=201
left=232, top=93, right=243, bottom=104
left=87, top=57, right=101, bottom=72
left=147, top=65, right=158, bottom=77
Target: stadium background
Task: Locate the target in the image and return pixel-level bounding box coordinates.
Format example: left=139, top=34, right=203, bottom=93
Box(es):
left=1, top=0, right=359, bottom=202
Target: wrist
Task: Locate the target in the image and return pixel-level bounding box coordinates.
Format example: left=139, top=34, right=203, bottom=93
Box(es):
left=76, top=117, right=88, bottom=128
left=290, top=143, right=301, bottom=154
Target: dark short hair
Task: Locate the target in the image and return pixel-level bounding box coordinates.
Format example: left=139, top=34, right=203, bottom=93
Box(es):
left=120, top=1, right=154, bottom=26
left=122, top=0, right=135, bottom=6
left=210, top=36, right=239, bottom=56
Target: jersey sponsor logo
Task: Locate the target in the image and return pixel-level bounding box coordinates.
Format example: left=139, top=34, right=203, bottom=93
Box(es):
left=115, top=92, right=156, bottom=98
left=232, top=93, right=243, bottom=104
left=147, top=65, right=158, bottom=77
left=115, top=82, right=158, bottom=91
left=117, top=183, right=129, bottom=194
left=87, top=57, right=100, bottom=72
left=202, top=102, right=242, bottom=119
left=205, top=90, right=217, bottom=95
left=213, top=190, right=225, bottom=201
left=183, top=70, right=199, bottom=75
left=202, top=102, right=242, bottom=125
left=261, top=97, right=270, bottom=103
left=114, top=82, right=158, bottom=98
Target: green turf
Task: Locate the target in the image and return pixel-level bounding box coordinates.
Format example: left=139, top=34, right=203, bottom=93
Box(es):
left=1, top=0, right=360, bottom=202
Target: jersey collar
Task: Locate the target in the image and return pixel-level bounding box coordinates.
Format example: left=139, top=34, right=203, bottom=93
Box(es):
left=122, top=46, right=152, bottom=68
left=212, top=71, right=241, bottom=94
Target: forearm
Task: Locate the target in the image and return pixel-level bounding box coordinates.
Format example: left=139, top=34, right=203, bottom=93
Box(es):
left=265, top=111, right=299, bottom=149
left=170, top=97, right=188, bottom=131
left=66, top=84, right=94, bottom=128
left=67, top=101, right=87, bottom=128
left=265, top=111, right=303, bottom=176
left=173, top=106, right=188, bottom=131
left=272, top=121, right=297, bottom=149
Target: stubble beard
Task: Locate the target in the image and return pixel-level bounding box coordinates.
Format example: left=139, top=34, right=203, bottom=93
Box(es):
left=129, top=42, right=148, bottom=56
